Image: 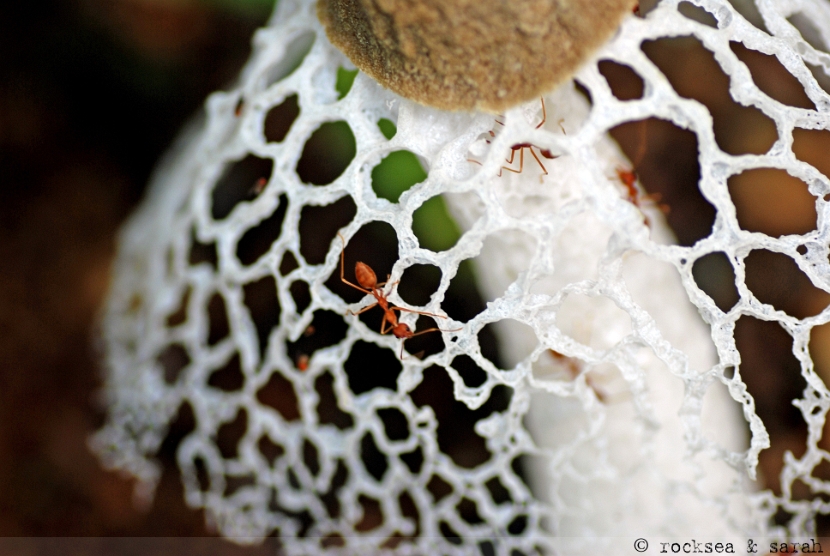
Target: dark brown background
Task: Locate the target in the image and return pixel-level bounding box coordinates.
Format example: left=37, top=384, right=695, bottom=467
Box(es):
left=1, top=0, right=829, bottom=546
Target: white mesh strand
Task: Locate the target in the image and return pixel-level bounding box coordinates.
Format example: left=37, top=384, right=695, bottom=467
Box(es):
left=91, top=0, right=830, bottom=552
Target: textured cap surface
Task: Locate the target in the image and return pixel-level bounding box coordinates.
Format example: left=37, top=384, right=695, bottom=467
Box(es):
left=317, top=0, right=639, bottom=111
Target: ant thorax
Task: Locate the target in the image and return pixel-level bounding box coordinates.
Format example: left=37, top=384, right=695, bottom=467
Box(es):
left=467, top=97, right=564, bottom=178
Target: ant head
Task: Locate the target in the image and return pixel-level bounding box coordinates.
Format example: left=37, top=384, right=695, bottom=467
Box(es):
left=392, top=323, right=413, bottom=339
left=354, top=261, right=378, bottom=290
left=539, top=149, right=556, bottom=160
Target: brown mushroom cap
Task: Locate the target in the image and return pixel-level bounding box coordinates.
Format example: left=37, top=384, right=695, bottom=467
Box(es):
left=317, top=0, right=639, bottom=112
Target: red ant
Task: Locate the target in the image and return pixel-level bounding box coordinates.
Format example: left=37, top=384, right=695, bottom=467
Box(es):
left=296, top=353, right=310, bottom=372
left=497, top=98, right=558, bottom=176
left=338, top=233, right=456, bottom=358
left=615, top=166, right=668, bottom=228
left=469, top=98, right=558, bottom=176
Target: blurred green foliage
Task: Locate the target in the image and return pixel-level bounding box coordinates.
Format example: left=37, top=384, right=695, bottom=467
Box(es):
left=336, top=67, right=359, bottom=99
left=206, top=0, right=277, bottom=18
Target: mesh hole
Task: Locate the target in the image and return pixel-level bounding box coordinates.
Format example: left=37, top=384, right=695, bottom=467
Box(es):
left=479, top=540, right=496, bottom=556
left=691, top=252, right=739, bottom=312
left=157, top=343, right=190, bottom=385
left=440, top=521, right=462, bottom=545
left=211, top=154, right=274, bottom=220
left=378, top=407, right=409, bottom=441
left=236, top=194, right=288, bottom=265
left=400, top=447, right=424, bottom=475
left=215, top=408, right=247, bottom=460
left=442, top=259, right=486, bottom=324
left=730, top=42, right=815, bottom=110
left=598, top=60, right=644, bottom=101
left=573, top=79, right=593, bottom=107
left=189, top=229, right=218, bottom=269
left=257, top=372, right=300, bottom=422
left=371, top=150, right=427, bottom=203
left=811, top=458, right=830, bottom=482
left=426, top=474, right=453, bottom=503
left=507, top=514, right=528, bottom=535
left=207, top=352, right=244, bottom=392
left=377, top=118, right=397, bottom=139
left=793, top=128, right=830, bottom=181
left=320, top=459, right=348, bottom=518
left=224, top=474, right=255, bottom=497
left=745, top=250, right=829, bottom=319
left=286, top=310, right=348, bottom=369
left=298, top=195, right=357, bottom=265
left=735, top=316, right=806, bottom=439
left=355, top=495, right=383, bottom=532
left=399, top=490, right=420, bottom=527
left=412, top=195, right=462, bottom=252
left=289, top=280, right=311, bottom=313
left=642, top=37, right=778, bottom=157
left=360, top=431, right=388, bottom=482
left=410, top=365, right=494, bottom=469
left=279, top=250, right=299, bottom=276
left=400, top=315, right=449, bottom=359
left=302, top=438, right=320, bottom=477
left=451, top=355, right=488, bottom=388
left=485, top=476, right=513, bottom=505
left=261, top=31, right=315, bottom=88
left=158, top=401, right=196, bottom=458
left=320, top=534, right=345, bottom=548
left=789, top=12, right=829, bottom=53
left=257, top=435, right=285, bottom=467
left=335, top=67, right=358, bottom=99
left=386, top=490, right=420, bottom=544
left=242, top=275, right=281, bottom=359
left=206, top=293, right=230, bottom=345
left=397, top=264, right=441, bottom=307
left=457, top=497, right=484, bottom=525
left=610, top=117, right=711, bottom=247
left=344, top=341, right=402, bottom=394
left=729, top=168, right=817, bottom=236
left=479, top=321, right=530, bottom=369
left=511, top=455, right=539, bottom=493
left=678, top=1, right=718, bottom=27
left=263, top=94, right=300, bottom=143
left=314, top=372, right=355, bottom=430
left=166, top=286, right=190, bottom=326
left=296, top=121, right=356, bottom=185
left=811, top=324, right=830, bottom=395
left=194, top=456, right=210, bottom=492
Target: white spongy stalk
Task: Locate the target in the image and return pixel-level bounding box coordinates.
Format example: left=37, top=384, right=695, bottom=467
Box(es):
left=91, top=0, right=830, bottom=552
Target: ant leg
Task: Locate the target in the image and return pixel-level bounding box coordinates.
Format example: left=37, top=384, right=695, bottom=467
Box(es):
left=349, top=301, right=380, bottom=316
left=536, top=97, right=547, bottom=129
left=376, top=275, right=395, bottom=290
left=390, top=306, right=448, bottom=319
left=405, top=325, right=461, bottom=339
left=529, top=148, right=548, bottom=175
left=500, top=148, right=524, bottom=175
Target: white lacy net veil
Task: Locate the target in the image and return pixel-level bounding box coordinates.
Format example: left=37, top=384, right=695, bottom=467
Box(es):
left=92, top=0, right=830, bottom=552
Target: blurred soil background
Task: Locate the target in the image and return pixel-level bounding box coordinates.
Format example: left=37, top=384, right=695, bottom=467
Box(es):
left=2, top=0, right=830, bottom=547
left=0, top=0, right=279, bottom=549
